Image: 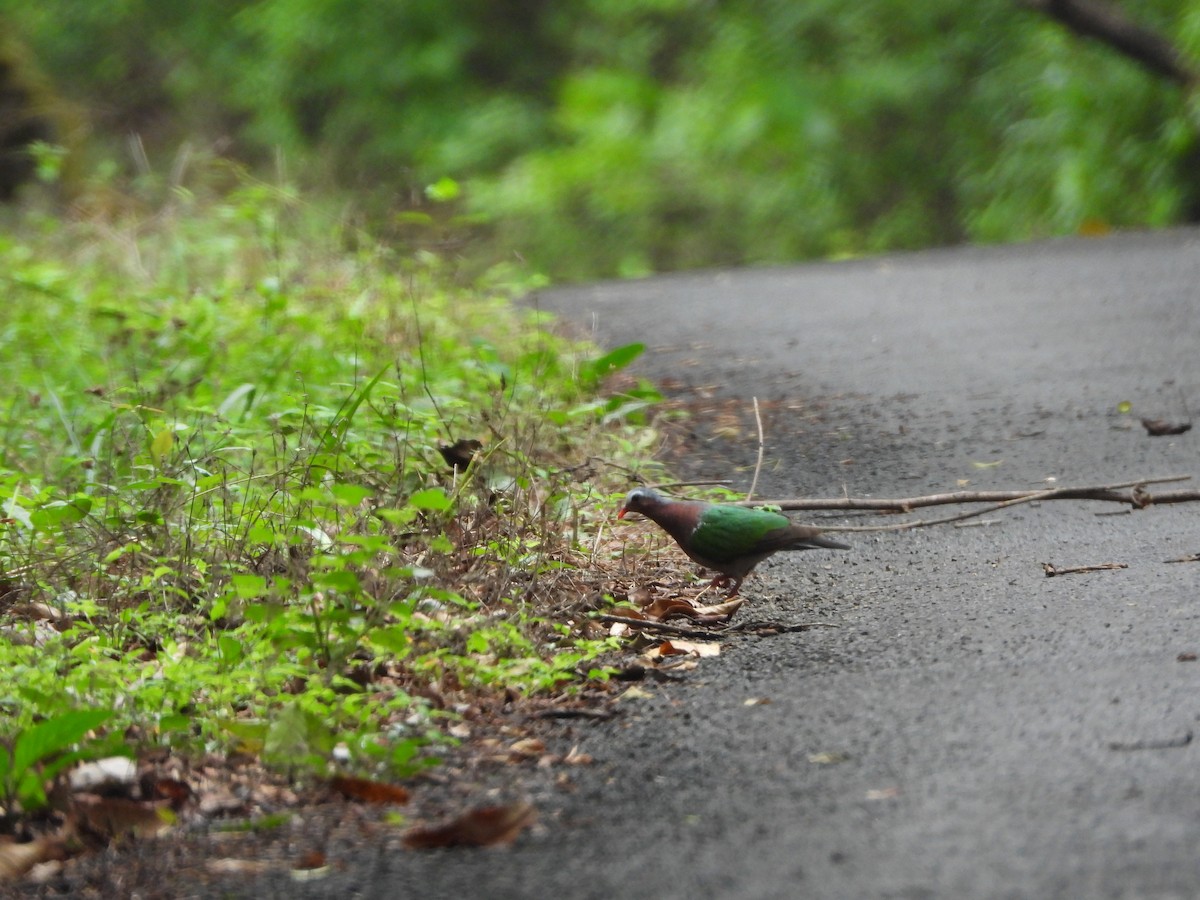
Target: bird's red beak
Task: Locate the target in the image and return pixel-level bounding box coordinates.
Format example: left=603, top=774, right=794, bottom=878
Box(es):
left=617, top=507, right=628, bottom=520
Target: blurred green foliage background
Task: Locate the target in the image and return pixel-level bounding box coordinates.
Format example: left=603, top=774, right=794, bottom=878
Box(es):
left=4, top=0, right=1200, bottom=280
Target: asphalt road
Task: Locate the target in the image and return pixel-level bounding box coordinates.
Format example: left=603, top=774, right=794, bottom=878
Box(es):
left=309, top=230, right=1199, bottom=899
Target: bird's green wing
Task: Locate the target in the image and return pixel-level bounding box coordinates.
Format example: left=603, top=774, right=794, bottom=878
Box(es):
left=689, top=505, right=791, bottom=563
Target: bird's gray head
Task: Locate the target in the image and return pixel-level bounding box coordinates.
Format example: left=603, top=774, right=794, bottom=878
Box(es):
left=618, top=487, right=665, bottom=519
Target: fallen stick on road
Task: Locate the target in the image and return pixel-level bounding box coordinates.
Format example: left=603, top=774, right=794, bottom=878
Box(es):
left=734, top=474, right=1196, bottom=533
left=1042, top=562, right=1128, bottom=577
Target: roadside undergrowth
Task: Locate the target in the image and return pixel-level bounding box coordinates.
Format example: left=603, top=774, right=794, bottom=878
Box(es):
left=0, top=163, right=670, bottom=833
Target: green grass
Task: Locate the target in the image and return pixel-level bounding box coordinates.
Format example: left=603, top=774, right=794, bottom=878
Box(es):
left=0, top=165, right=663, bottom=808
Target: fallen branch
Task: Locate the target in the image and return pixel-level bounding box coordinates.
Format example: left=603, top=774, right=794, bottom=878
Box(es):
left=719, top=620, right=839, bottom=635
left=597, top=613, right=723, bottom=639
left=1042, top=561, right=1128, bottom=577
left=529, top=706, right=616, bottom=721
left=1108, top=730, right=1193, bottom=752
left=739, top=475, right=1191, bottom=513
left=734, top=475, right=1196, bottom=533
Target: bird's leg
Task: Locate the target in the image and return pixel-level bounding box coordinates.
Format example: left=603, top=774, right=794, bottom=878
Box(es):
left=709, top=574, right=742, bottom=598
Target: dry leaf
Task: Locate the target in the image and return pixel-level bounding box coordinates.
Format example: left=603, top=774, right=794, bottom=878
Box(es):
left=206, top=858, right=275, bottom=877
left=616, top=685, right=654, bottom=701
left=1141, top=418, right=1192, bottom=437
left=628, top=586, right=654, bottom=607
left=508, top=738, right=546, bottom=758
left=643, top=639, right=720, bottom=659
left=330, top=775, right=410, bottom=805
left=561, top=745, right=594, bottom=766
left=743, top=697, right=772, bottom=706
left=74, top=794, right=175, bottom=838
left=690, top=597, right=744, bottom=622
left=865, top=787, right=901, bottom=801
left=643, top=596, right=701, bottom=621
left=808, top=751, right=850, bottom=765
left=293, top=849, right=327, bottom=871
left=0, top=837, right=68, bottom=884
left=147, top=776, right=193, bottom=809
left=402, top=801, right=538, bottom=849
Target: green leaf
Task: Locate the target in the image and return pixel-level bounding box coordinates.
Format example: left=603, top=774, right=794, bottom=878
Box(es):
left=150, top=428, right=175, bottom=465
left=263, top=703, right=335, bottom=767
left=230, top=574, right=268, bottom=600
left=218, top=635, right=245, bottom=664
left=217, top=383, right=258, bottom=419
left=425, top=177, right=461, bottom=202
left=408, top=487, right=453, bottom=512
left=12, top=709, right=114, bottom=779
left=330, top=483, right=373, bottom=506
left=580, top=343, right=645, bottom=390
left=30, top=495, right=92, bottom=530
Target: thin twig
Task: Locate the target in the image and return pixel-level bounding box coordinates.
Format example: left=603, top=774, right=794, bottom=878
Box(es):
left=1043, top=562, right=1128, bottom=577
left=746, top=396, right=765, bottom=503
left=529, top=707, right=616, bottom=721
left=651, top=479, right=734, bottom=491
left=738, top=475, right=1191, bottom=512
left=1108, top=730, right=1193, bottom=752
left=597, top=613, right=729, bottom=639
left=736, top=475, right=1195, bottom=534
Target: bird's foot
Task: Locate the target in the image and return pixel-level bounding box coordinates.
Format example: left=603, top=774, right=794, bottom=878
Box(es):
left=709, top=575, right=742, bottom=599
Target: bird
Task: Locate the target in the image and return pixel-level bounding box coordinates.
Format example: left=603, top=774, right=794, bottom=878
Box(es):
left=617, top=487, right=849, bottom=597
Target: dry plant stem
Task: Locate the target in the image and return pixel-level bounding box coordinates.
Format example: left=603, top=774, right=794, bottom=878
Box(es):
left=651, top=480, right=734, bottom=491
left=1043, top=562, right=1128, bottom=576
left=741, top=475, right=1191, bottom=512
left=745, top=396, right=765, bottom=503
left=597, top=613, right=724, bottom=639
left=736, top=475, right=1194, bottom=534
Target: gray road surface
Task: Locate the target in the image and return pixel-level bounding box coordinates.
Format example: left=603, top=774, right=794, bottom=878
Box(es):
left=318, top=230, right=1200, bottom=899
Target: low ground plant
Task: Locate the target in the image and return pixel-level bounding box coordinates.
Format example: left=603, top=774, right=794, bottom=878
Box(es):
left=0, top=163, right=663, bottom=811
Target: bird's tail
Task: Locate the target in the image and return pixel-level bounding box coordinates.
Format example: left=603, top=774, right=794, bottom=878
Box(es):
left=812, top=534, right=851, bottom=550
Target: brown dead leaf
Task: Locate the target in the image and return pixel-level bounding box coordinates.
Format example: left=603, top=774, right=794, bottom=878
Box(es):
left=508, top=738, right=546, bottom=758
left=74, top=794, right=175, bottom=839
left=330, top=775, right=411, bottom=805
left=206, top=858, right=276, bottom=877
left=808, top=751, right=850, bottom=765
left=865, top=787, right=902, bottom=801
left=146, top=776, right=194, bottom=809
left=561, top=745, right=594, bottom=765
left=402, top=801, right=538, bottom=849
left=0, top=837, right=68, bottom=884
left=1141, top=418, right=1192, bottom=437
left=643, top=596, right=701, bottom=621
left=616, top=685, right=654, bottom=701
left=690, top=597, right=744, bottom=622
left=628, top=586, right=654, bottom=607
left=643, top=639, right=720, bottom=659
left=293, top=848, right=327, bottom=871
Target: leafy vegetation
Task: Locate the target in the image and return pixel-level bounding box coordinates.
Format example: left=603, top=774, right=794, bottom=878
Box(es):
left=4, top=0, right=1200, bottom=279
left=0, top=163, right=665, bottom=814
